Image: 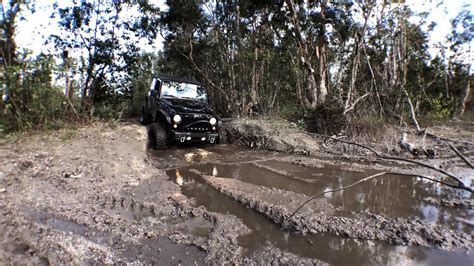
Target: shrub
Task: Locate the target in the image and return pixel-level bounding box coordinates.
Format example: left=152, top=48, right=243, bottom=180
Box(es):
left=303, top=101, right=347, bottom=135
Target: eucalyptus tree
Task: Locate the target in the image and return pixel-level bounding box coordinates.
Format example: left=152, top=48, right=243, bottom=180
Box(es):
left=51, top=0, right=126, bottom=108
left=448, top=5, right=473, bottom=118
left=0, top=0, right=33, bottom=129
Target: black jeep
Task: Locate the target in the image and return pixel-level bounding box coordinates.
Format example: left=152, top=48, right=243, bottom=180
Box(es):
left=142, top=75, right=226, bottom=149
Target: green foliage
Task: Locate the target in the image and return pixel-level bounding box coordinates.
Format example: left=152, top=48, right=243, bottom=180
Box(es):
left=420, top=94, right=455, bottom=122
left=279, top=101, right=347, bottom=135
left=0, top=51, right=80, bottom=132
left=302, top=101, right=347, bottom=135
left=91, top=102, right=127, bottom=122
left=126, top=53, right=161, bottom=117
left=2, top=0, right=473, bottom=135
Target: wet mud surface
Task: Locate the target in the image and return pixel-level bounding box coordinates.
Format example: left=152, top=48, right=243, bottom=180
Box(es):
left=1, top=121, right=473, bottom=264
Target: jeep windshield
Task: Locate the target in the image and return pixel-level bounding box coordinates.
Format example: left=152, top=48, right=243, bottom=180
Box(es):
left=161, top=81, right=208, bottom=102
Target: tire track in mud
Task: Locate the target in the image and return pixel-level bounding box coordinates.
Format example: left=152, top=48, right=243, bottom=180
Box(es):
left=252, top=162, right=321, bottom=184
left=190, top=169, right=473, bottom=251
left=30, top=194, right=208, bottom=264
left=92, top=192, right=256, bottom=263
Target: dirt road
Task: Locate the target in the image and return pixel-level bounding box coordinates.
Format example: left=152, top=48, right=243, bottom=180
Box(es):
left=0, top=121, right=472, bottom=264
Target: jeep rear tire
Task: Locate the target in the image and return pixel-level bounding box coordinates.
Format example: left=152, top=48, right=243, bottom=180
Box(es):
left=217, top=127, right=228, bottom=144
left=149, top=123, right=168, bottom=150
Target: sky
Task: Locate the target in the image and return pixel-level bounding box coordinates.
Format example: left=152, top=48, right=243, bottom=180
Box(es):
left=15, top=0, right=167, bottom=56
left=13, top=0, right=473, bottom=60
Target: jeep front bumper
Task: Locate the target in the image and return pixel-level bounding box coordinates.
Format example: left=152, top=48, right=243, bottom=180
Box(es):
left=173, top=131, right=219, bottom=144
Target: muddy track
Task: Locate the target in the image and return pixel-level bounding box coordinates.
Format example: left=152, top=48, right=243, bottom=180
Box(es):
left=1, top=121, right=473, bottom=264
left=192, top=170, right=473, bottom=250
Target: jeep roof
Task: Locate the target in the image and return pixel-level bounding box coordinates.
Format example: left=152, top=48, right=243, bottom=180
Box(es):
left=156, top=74, right=203, bottom=86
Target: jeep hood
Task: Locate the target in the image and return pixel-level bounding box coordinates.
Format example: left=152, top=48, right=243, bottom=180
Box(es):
left=162, top=98, right=214, bottom=114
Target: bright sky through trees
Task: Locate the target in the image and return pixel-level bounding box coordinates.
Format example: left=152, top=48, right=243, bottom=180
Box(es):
left=15, top=0, right=472, bottom=59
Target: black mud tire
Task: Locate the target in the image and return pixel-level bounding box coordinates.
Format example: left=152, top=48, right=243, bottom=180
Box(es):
left=149, top=123, right=168, bottom=150
left=217, top=127, right=228, bottom=144
left=142, top=106, right=152, bottom=125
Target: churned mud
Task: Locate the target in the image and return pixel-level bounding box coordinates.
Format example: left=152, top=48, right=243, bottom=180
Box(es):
left=1, top=120, right=473, bottom=264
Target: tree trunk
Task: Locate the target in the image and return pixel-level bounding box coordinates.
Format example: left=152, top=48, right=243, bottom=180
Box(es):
left=457, top=66, right=471, bottom=118
left=317, top=0, right=328, bottom=104
left=284, top=0, right=318, bottom=108
left=250, top=42, right=259, bottom=106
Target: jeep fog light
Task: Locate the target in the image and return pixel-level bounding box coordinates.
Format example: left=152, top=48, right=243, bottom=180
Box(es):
left=173, top=114, right=182, bottom=123
left=209, top=117, right=217, bottom=125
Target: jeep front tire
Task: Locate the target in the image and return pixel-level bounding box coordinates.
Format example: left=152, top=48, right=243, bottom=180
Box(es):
left=217, top=127, right=228, bottom=144
left=149, top=123, right=168, bottom=149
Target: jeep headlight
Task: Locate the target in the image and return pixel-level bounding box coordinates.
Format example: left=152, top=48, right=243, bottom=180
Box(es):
left=173, top=114, right=182, bottom=123
left=209, top=117, right=217, bottom=125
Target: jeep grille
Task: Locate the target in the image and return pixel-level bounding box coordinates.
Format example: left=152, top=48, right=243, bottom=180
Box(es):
left=184, top=121, right=211, bottom=132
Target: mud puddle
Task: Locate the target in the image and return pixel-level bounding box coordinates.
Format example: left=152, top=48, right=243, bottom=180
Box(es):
left=27, top=209, right=206, bottom=264
left=189, top=160, right=473, bottom=234
left=148, top=144, right=284, bottom=170
left=165, top=167, right=473, bottom=265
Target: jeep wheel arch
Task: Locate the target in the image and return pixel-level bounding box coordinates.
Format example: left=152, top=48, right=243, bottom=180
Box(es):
left=142, top=105, right=152, bottom=125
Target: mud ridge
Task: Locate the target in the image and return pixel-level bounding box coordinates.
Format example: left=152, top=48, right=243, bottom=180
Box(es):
left=192, top=170, right=473, bottom=251
left=252, top=162, right=320, bottom=184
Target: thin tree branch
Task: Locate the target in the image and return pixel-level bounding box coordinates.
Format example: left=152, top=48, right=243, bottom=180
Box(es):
left=424, top=131, right=473, bottom=146
left=288, top=171, right=471, bottom=220
left=386, top=172, right=462, bottom=189
left=306, top=132, right=470, bottom=190
left=448, top=143, right=474, bottom=169
left=288, top=172, right=386, bottom=219
left=342, top=92, right=369, bottom=115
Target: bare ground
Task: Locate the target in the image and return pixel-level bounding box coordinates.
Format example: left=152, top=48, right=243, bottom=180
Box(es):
left=0, top=122, right=324, bottom=264
left=0, top=119, right=472, bottom=264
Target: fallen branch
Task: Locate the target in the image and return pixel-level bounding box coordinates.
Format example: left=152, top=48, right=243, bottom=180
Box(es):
left=424, top=132, right=473, bottom=146
left=448, top=143, right=474, bottom=169
left=306, top=132, right=471, bottom=191
left=288, top=171, right=470, bottom=220
left=386, top=172, right=462, bottom=190
left=288, top=172, right=386, bottom=219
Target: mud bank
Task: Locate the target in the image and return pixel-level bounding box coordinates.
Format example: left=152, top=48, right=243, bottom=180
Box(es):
left=0, top=122, right=333, bottom=264
left=225, top=118, right=474, bottom=161
left=226, top=118, right=321, bottom=155
left=0, top=123, right=208, bottom=264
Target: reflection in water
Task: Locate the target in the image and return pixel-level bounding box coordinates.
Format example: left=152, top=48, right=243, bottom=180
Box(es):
left=152, top=145, right=473, bottom=265
left=420, top=204, right=439, bottom=224
left=175, top=169, right=184, bottom=186
left=165, top=167, right=473, bottom=265
left=190, top=160, right=473, bottom=235
left=212, top=166, right=218, bottom=177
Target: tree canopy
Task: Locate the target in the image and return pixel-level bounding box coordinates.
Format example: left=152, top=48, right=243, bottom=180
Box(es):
left=0, top=0, right=472, bottom=133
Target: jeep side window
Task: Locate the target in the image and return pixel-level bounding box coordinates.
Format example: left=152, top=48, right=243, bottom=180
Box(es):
left=149, top=79, right=157, bottom=97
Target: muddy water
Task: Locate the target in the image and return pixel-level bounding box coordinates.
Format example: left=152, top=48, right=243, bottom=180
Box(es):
left=151, top=145, right=473, bottom=264
left=27, top=209, right=206, bottom=264
left=191, top=160, right=473, bottom=234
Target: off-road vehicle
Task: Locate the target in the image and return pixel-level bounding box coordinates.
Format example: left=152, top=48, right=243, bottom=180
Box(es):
left=142, top=75, right=226, bottom=149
